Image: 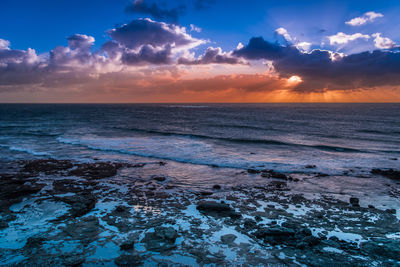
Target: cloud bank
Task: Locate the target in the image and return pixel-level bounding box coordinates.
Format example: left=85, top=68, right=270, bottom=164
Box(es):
left=234, top=37, right=400, bottom=92
left=0, top=11, right=400, bottom=102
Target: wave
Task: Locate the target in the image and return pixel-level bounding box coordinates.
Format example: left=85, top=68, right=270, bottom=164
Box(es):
left=15, top=132, right=59, bottom=137
left=206, top=123, right=275, bottom=131
left=0, top=144, right=49, bottom=156
left=357, top=129, right=400, bottom=135
left=56, top=136, right=301, bottom=171
left=111, top=126, right=365, bottom=153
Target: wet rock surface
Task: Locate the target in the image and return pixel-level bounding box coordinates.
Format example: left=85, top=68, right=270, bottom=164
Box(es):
left=0, top=159, right=399, bottom=266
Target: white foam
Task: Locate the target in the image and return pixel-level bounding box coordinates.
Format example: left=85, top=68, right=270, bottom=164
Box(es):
left=56, top=135, right=300, bottom=172
left=1, top=144, right=49, bottom=156
left=323, top=246, right=344, bottom=254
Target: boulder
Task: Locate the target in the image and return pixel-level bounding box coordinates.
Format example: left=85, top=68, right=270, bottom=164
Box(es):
left=212, top=185, right=221, bottom=190
left=196, top=201, right=240, bottom=219
left=114, top=254, right=143, bottom=266
left=68, top=162, right=127, bottom=179
left=349, top=197, right=359, bottom=206
left=120, top=240, right=135, bottom=250
left=221, top=234, right=237, bottom=244
left=142, top=227, right=178, bottom=252
left=22, top=159, right=73, bottom=174
left=153, top=176, right=166, bottom=182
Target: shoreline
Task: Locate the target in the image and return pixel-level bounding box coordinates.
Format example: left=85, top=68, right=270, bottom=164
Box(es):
left=0, top=158, right=399, bottom=266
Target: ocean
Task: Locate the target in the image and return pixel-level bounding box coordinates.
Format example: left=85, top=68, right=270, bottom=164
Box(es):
left=1, top=103, right=399, bottom=177
left=1, top=103, right=400, bottom=266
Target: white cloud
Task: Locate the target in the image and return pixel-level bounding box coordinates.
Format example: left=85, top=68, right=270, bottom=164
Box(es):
left=372, top=33, right=396, bottom=49
left=296, top=42, right=311, bottom=52
left=328, top=32, right=370, bottom=45
left=190, top=24, right=202, bottom=33
left=345, top=11, right=383, bottom=26
left=275, top=27, right=292, bottom=42
left=0, top=39, right=10, bottom=50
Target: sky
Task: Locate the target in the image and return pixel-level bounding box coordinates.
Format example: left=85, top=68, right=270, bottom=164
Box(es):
left=1, top=0, right=400, bottom=102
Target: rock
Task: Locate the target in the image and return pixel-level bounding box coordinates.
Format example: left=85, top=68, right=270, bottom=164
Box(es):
left=261, top=170, right=290, bottom=180
left=197, top=201, right=232, bottom=212
left=221, top=234, right=237, bottom=244
left=142, top=227, right=178, bottom=252
left=159, top=227, right=178, bottom=241
left=62, top=216, right=100, bottom=244
left=120, top=240, right=135, bottom=250
left=368, top=205, right=375, bottom=209
left=349, top=197, right=359, bottom=205
left=56, top=193, right=96, bottom=217
left=385, top=208, right=396, bottom=214
left=212, top=184, right=221, bottom=190
left=298, top=228, right=312, bottom=237
left=247, top=169, right=261, bottom=174
left=68, top=162, right=127, bottom=179
left=63, top=258, right=85, bottom=266
left=200, top=191, right=213, bottom=196
left=362, top=239, right=400, bottom=261
left=114, top=254, right=143, bottom=266
left=329, top=236, right=340, bottom=242
left=305, top=165, right=316, bottom=169
left=371, top=168, right=400, bottom=180
left=243, top=218, right=257, bottom=230
left=132, top=163, right=146, bottom=168
left=196, top=201, right=240, bottom=218
left=22, top=159, right=73, bottom=174
left=158, top=161, right=167, bottom=166
left=255, top=226, right=295, bottom=239
left=268, top=181, right=288, bottom=190
left=0, top=174, right=44, bottom=211
left=153, top=176, right=166, bottom=182
left=0, top=220, right=8, bottom=229
left=115, top=205, right=128, bottom=213
left=302, top=235, right=320, bottom=246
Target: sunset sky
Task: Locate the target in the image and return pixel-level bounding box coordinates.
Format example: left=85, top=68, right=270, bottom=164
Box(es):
left=1, top=0, right=400, bottom=102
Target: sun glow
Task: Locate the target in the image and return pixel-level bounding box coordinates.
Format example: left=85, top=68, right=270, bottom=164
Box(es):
left=288, top=75, right=303, bottom=83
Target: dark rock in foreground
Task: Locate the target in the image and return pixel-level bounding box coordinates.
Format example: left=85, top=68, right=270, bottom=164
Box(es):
left=120, top=240, right=135, bottom=251
left=55, top=193, right=96, bottom=217
left=22, top=159, right=73, bottom=174
left=221, top=234, right=237, bottom=244
left=114, top=254, right=143, bottom=266
left=196, top=201, right=241, bottom=219
left=142, top=227, right=178, bottom=252
left=349, top=197, right=360, bottom=207
left=68, top=162, right=128, bottom=179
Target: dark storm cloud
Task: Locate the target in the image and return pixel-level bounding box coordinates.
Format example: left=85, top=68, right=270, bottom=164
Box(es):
left=125, top=0, right=186, bottom=23
left=234, top=37, right=400, bottom=91
left=103, top=18, right=204, bottom=65
left=178, top=47, right=246, bottom=65
left=121, top=44, right=172, bottom=65
left=0, top=18, right=207, bottom=89
left=0, top=40, right=45, bottom=86
left=107, top=18, right=198, bottom=49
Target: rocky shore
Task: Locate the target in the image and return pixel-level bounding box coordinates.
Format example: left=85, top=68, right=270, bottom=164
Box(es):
left=0, top=158, right=399, bottom=266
